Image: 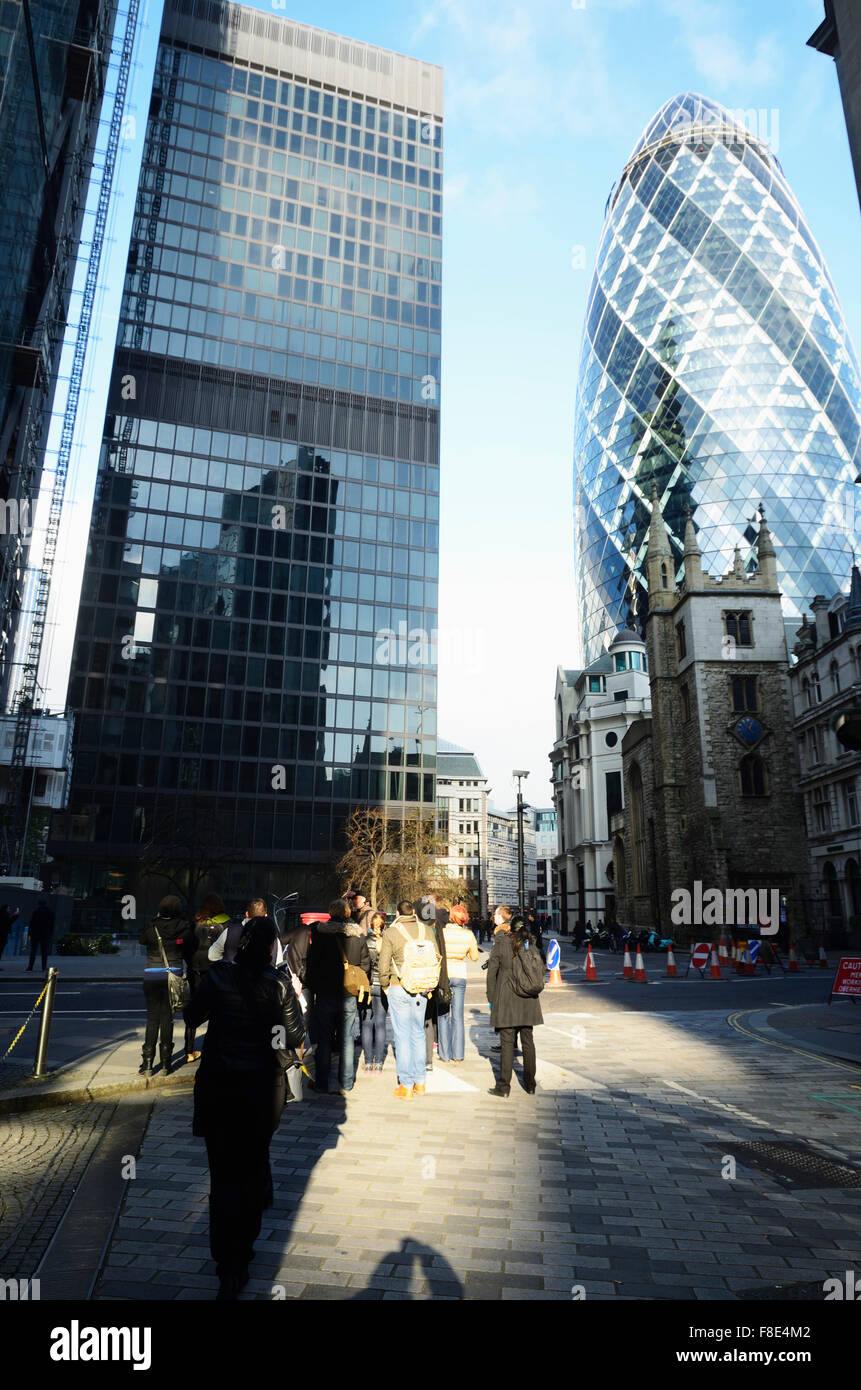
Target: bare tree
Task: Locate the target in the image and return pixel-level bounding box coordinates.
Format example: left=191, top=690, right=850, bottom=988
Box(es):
left=138, top=795, right=240, bottom=910
left=336, top=807, right=395, bottom=909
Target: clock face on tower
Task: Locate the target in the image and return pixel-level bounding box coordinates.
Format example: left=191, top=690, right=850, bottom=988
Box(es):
left=734, top=716, right=763, bottom=746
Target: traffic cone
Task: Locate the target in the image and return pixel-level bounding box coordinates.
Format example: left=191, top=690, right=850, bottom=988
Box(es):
left=622, top=943, right=633, bottom=979
left=788, top=943, right=799, bottom=973
left=718, top=935, right=730, bottom=969
left=741, top=944, right=754, bottom=976
left=585, top=945, right=598, bottom=981
left=708, top=943, right=723, bottom=980
left=818, top=942, right=828, bottom=969
left=548, top=960, right=563, bottom=987
left=665, top=945, right=678, bottom=977
left=632, top=947, right=647, bottom=982
left=733, top=941, right=742, bottom=973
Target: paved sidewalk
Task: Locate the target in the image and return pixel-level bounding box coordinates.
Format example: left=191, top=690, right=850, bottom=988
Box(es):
left=0, top=940, right=144, bottom=982
left=87, top=965, right=861, bottom=1302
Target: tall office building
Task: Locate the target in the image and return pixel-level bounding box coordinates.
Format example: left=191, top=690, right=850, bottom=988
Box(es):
left=574, top=92, right=861, bottom=663
left=51, top=0, right=443, bottom=907
left=0, top=0, right=118, bottom=700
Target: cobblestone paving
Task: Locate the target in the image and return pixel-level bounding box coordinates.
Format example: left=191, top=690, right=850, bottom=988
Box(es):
left=0, top=1101, right=116, bottom=1279
left=93, top=977, right=861, bottom=1301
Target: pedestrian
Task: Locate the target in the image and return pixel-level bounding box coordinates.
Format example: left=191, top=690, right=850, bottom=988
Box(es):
left=421, top=893, right=452, bottom=1071
left=360, top=910, right=389, bottom=1072
left=378, top=900, right=441, bottom=1099
left=138, top=895, right=190, bottom=1076
left=573, top=918, right=585, bottom=950
left=306, top=898, right=370, bottom=1094
left=438, top=904, right=479, bottom=1062
left=347, top=890, right=376, bottom=932
left=25, top=898, right=55, bottom=973
left=183, top=893, right=231, bottom=1063
left=0, top=904, right=19, bottom=969
left=486, top=909, right=544, bottom=1097
left=183, top=916, right=304, bottom=1300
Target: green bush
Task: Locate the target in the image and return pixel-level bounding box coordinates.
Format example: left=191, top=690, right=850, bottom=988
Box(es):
left=55, top=933, right=119, bottom=956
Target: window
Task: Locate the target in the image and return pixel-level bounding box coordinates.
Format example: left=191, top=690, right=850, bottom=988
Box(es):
left=740, top=753, right=766, bottom=797
left=614, top=653, right=627, bottom=671
left=813, top=787, right=831, bottom=832
left=808, top=727, right=820, bottom=766
left=732, top=676, right=757, bottom=712
left=844, top=779, right=859, bottom=827
left=676, top=621, right=686, bottom=659
left=605, top=770, right=623, bottom=821
left=725, top=611, right=752, bottom=646
left=831, top=661, right=840, bottom=695
left=614, top=689, right=629, bottom=702
left=813, top=671, right=822, bottom=703
left=681, top=683, right=690, bottom=722
left=589, top=677, right=603, bottom=693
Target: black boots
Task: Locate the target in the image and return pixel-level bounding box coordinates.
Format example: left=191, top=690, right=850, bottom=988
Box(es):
left=138, top=1049, right=154, bottom=1077
left=488, top=1083, right=510, bottom=1097
left=159, top=1048, right=173, bottom=1075
left=216, top=1267, right=249, bottom=1300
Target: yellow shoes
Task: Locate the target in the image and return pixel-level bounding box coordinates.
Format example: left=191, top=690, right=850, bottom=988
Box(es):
left=393, top=1084, right=413, bottom=1100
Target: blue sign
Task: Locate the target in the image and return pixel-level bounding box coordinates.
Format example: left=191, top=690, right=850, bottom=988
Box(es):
left=546, top=939, right=560, bottom=970
left=748, top=940, right=760, bottom=962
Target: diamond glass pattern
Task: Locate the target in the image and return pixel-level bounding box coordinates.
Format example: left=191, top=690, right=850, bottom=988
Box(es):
left=574, top=93, right=861, bottom=661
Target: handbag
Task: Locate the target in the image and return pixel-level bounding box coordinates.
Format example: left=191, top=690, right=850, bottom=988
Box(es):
left=338, top=938, right=371, bottom=1003
left=154, top=926, right=190, bottom=1013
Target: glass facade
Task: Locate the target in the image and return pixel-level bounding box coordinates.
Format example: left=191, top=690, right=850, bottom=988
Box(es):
left=53, top=1, right=443, bottom=904
left=574, top=92, right=861, bottom=662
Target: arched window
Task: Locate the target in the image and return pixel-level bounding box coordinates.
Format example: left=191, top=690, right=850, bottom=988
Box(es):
left=629, top=761, right=648, bottom=893
left=739, top=753, right=766, bottom=797
left=557, top=696, right=563, bottom=741
left=846, top=859, right=861, bottom=918
left=802, top=678, right=810, bottom=708
left=660, top=561, right=668, bottom=590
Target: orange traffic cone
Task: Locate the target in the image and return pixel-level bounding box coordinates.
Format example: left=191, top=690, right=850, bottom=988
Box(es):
left=741, top=944, right=754, bottom=976
left=585, top=945, right=598, bottom=981
left=632, top=947, right=647, bottom=982
left=708, top=943, right=723, bottom=980
left=622, top=944, right=633, bottom=979
left=665, top=945, right=678, bottom=977
left=733, top=941, right=742, bottom=972
left=548, top=961, right=563, bottom=986
left=718, top=936, right=730, bottom=969
left=788, top=943, right=799, bottom=973
left=818, top=942, right=828, bottom=969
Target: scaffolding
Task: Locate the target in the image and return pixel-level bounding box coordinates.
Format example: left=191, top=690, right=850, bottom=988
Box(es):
left=6, top=0, right=140, bottom=875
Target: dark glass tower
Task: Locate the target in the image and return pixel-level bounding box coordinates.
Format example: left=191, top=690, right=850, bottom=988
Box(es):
left=0, top=0, right=118, bottom=699
left=51, top=0, right=443, bottom=908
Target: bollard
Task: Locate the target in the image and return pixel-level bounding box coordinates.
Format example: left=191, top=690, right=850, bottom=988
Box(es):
left=33, top=967, right=59, bottom=1078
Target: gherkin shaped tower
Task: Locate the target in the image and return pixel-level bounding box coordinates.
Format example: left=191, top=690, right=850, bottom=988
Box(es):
left=574, top=92, right=861, bottom=661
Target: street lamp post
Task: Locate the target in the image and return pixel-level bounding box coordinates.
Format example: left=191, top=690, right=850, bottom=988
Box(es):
left=513, top=769, right=529, bottom=916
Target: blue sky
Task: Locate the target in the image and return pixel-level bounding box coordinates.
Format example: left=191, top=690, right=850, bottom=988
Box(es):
left=38, top=0, right=860, bottom=814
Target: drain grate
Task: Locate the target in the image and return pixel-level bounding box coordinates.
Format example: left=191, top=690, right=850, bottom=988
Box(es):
left=712, top=1140, right=861, bottom=1189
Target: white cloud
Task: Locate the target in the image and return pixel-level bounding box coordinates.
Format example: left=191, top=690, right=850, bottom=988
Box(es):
left=660, top=0, right=785, bottom=93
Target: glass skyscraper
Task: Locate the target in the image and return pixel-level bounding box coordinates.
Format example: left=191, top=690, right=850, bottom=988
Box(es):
left=574, top=92, right=861, bottom=662
left=51, top=0, right=442, bottom=907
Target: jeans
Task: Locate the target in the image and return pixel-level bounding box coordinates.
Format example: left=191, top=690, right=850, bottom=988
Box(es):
left=142, top=975, right=177, bottom=1056
left=386, top=985, right=427, bottom=1087
left=437, top=976, right=466, bottom=1060
left=312, top=995, right=341, bottom=1092
left=360, top=985, right=388, bottom=1065
left=498, top=1026, right=536, bottom=1090
left=340, top=994, right=359, bottom=1091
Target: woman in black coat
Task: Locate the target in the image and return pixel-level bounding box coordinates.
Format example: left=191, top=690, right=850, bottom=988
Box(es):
left=138, top=895, right=190, bottom=1076
left=486, top=920, right=543, bottom=1097
left=184, top=916, right=304, bottom=1300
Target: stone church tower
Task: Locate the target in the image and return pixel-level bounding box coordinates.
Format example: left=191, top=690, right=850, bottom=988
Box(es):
left=616, top=485, right=807, bottom=941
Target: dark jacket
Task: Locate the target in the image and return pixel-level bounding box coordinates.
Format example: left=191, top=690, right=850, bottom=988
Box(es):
left=184, top=960, right=304, bottom=1077
left=283, top=923, right=311, bottom=983
left=306, top=920, right=371, bottom=1000
left=139, top=911, right=188, bottom=972
left=366, top=932, right=383, bottom=987
left=486, top=930, right=544, bottom=1030
left=29, top=904, right=55, bottom=938
left=185, top=914, right=230, bottom=976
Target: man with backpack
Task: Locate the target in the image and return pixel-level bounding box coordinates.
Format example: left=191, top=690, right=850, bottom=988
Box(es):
left=486, top=906, right=545, bottom=1097
left=378, top=900, right=441, bottom=1100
